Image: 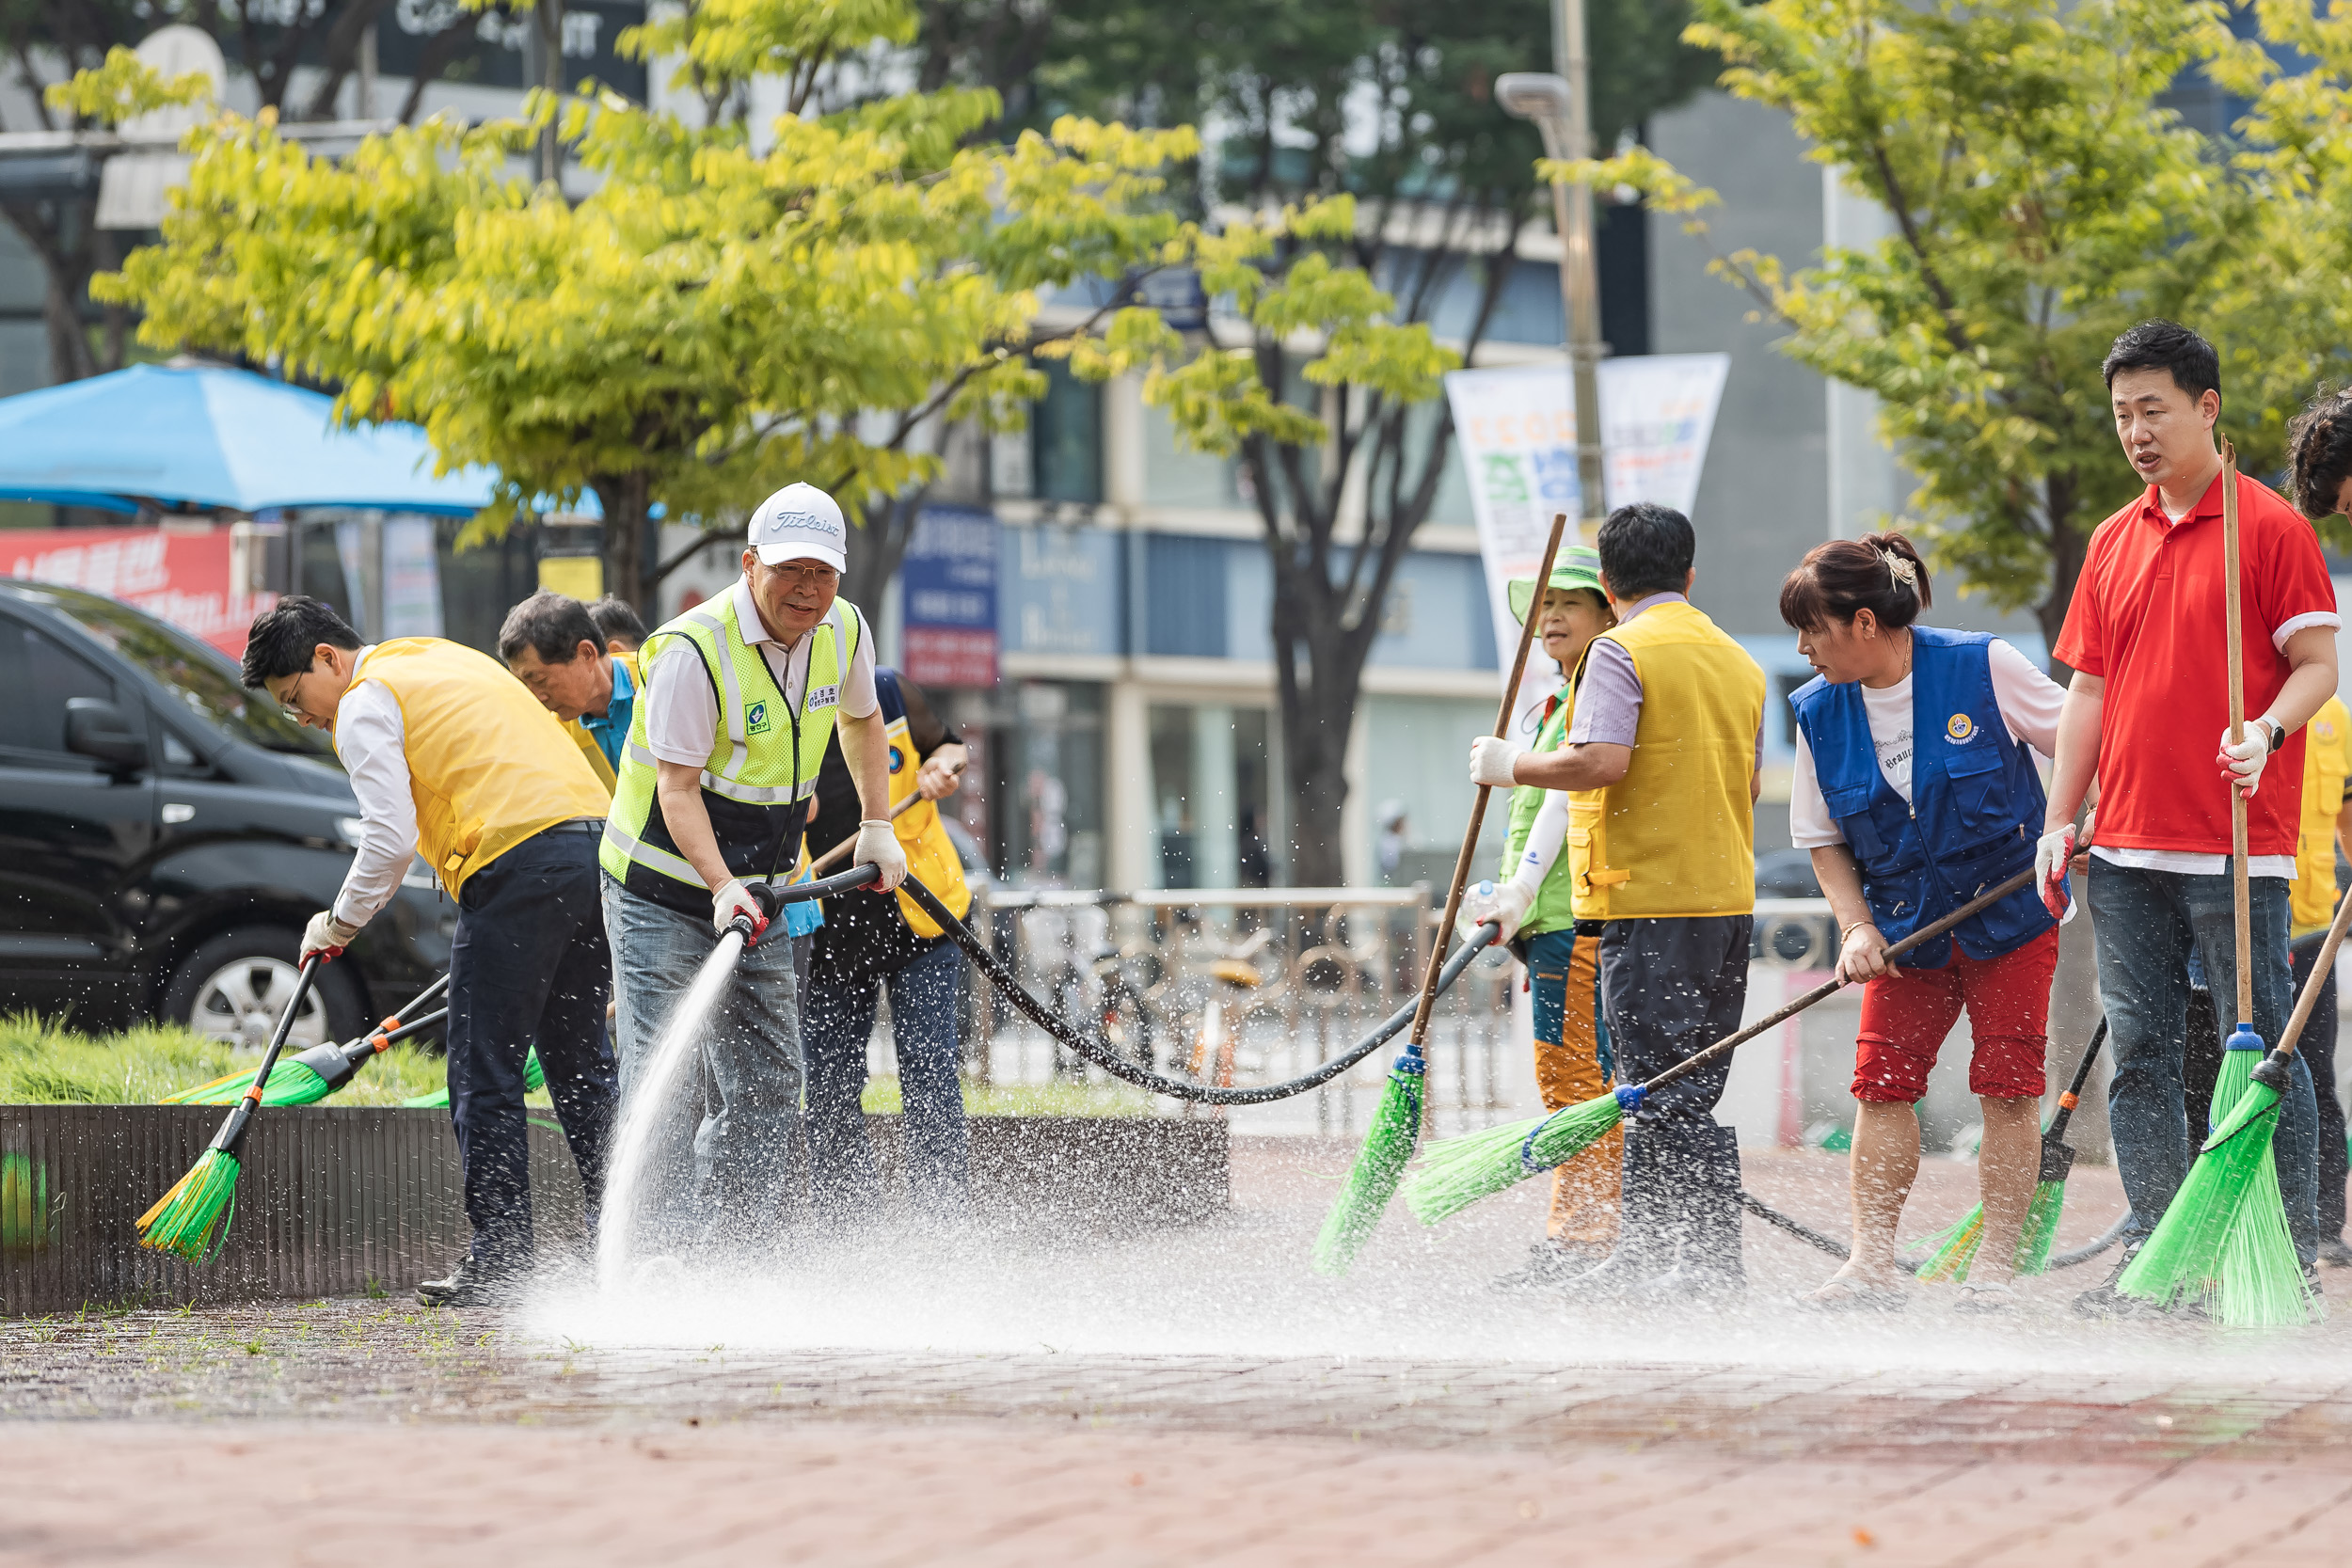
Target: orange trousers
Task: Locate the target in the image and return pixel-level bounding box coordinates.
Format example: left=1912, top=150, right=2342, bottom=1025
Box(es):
left=1528, top=928, right=1622, bottom=1248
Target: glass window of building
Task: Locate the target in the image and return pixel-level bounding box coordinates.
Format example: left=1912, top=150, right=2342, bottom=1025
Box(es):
left=993, top=680, right=1105, bottom=886
left=1147, top=703, right=1277, bottom=890
left=1031, top=361, right=1103, bottom=505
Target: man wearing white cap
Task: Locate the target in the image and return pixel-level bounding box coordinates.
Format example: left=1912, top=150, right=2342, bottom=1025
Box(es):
left=600, top=483, right=907, bottom=1248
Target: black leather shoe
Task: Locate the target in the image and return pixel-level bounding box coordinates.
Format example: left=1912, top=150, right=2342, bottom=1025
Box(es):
left=2070, top=1243, right=2176, bottom=1320
left=417, top=1256, right=515, bottom=1307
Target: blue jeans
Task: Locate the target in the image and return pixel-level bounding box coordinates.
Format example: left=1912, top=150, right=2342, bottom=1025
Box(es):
left=803, top=932, right=971, bottom=1221
left=602, top=873, right=804, bottom=1239
left=2087, top=860, right=2320, bottom=1263
left=446, top=827, right=616, bottom=1272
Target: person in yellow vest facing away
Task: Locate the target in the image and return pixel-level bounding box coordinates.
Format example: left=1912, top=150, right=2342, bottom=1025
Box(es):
left=497, top=590, right=642, bottom=791
left=1457, top=546, right=1623, bottom=1289
left=1470, top=503, right=1767, bottom=1302
left=802, top=667, right=974, bottom=1226
left=2290, top=693, right=2352, bottom=1266
left=246, top=596, right=618, bottom=1307
left=600, top=483, right=906, bottom=1253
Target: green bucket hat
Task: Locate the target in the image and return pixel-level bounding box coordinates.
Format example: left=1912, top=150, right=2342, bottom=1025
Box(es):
left=1505, top=546, right=1607, bottom=622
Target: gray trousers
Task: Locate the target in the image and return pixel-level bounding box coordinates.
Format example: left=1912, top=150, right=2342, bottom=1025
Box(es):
left=603, top=873, right=805, bottom=1242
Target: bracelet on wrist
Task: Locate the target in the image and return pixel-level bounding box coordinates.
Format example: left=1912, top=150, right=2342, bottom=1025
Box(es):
left=1839, top=921, right=1877, bottom=942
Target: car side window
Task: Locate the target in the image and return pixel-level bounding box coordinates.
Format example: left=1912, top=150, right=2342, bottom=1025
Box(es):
left=0, top=618, right=121, bottom=766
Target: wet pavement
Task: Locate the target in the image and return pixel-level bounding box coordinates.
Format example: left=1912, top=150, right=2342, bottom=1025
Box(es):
left=3, top=1142, right=2350, bottom=1565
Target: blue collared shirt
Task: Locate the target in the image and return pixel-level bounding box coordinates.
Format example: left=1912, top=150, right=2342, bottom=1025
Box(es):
left=580, top=655, right=636, bottom=771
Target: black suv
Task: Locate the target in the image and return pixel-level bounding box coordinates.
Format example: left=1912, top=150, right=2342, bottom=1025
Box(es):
left=0, top=578, right=447, bottom=1052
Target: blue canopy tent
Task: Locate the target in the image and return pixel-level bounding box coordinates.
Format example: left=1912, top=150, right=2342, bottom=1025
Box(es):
left=0, top=362, right=512, bottom=515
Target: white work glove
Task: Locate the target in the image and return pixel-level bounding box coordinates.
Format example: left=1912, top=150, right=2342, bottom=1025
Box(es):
left=2217, top=719, right=2279, bottom=799
left=711, top=878, right=768, bottom=940
left=1456, top=879, right=1534, bottom=946
left=856, top=819, right=909, bottom=892
left=300, top=910, right=360, bottom=962
left=2034, top=823, right=2081, bottom=925
left=1469, top=736, right=1524, bottom=788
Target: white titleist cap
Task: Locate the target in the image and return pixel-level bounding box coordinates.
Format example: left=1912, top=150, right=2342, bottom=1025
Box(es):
left=748, top=483, right=848, bottom=573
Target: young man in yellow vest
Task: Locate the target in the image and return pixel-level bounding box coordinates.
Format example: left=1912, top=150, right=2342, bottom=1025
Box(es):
left=247, top=595, right=618, bottom=1306
left=600, top=483, right=906, bottom=1252
left=801, top=667, right=975, bottom=1226
left=1471, top=502, right=1767, bottom=1302
left=498, top=589, right=642, bottom=791
left=2289, top=694, right=2352, bottom=1265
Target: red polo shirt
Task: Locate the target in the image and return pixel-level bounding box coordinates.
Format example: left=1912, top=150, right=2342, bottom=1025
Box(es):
left=2054, top=469, right=2338, bottom=859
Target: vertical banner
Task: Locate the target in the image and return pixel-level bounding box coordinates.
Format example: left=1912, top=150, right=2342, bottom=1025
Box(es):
left=1444, top=353, right=1731, bottom=725
left=4, top=525, right=276, bottom=656
left=381, top=515, right=445, bottom=639
left=901, top=505, right=1000, bottom=688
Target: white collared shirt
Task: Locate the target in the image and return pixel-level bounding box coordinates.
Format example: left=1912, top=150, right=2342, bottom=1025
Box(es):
left=644, top=578, right=879, bottom=767
left=330, top=645, right=419, bottom=927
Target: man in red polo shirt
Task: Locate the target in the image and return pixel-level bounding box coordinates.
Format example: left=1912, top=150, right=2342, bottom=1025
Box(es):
left=2039, top=320, right=2338, bottom=1315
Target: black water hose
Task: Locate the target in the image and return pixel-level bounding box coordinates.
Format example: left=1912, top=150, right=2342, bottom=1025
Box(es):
left=1739, top=1193, right=2130, bottom=1271
left=805, top=864, right=1502, bottom=1105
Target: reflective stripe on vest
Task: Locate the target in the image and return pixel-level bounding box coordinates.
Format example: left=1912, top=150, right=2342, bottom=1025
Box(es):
left=600, top=594, right=863, bottom=903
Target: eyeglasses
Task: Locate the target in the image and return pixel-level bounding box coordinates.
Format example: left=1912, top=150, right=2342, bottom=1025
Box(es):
left=276, top=671, right=310, bottom=722
left=768, top=562, right=838, bottom=587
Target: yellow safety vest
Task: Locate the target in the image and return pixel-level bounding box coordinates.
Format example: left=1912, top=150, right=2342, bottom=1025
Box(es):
left=878, top=685, right=973, bottom=937
left=2292, top=694, right=2350, bottom=936
left=342, top=638, right=611, bottom=899
left=1566, top=600, right=1765, bottom=920
left=565, top=648, right=641, bottom=798
left=600, top=592, right=864, bottom=911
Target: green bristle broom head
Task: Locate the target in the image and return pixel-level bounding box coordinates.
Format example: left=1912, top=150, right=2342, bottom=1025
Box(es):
left=1403, top=1092, right=1624, bottom=1227
left=135, top=1148, right=242, bottom=1263
left=401, top=1048, right=541, bottom=1110
left=2208, top=1025, right=2262, bottom=1134
left=2120, top=1075, right=2283, bottom=1309
left=2207, top=1147, right=2312, bottom=1326
left=2013, top=1180, right=2068, bottom=1276
left=1912, top=1207, right=1985, bottom=1283
left=1311, top=1053, right=1425, bottom=1276
left=162, top=1060, right=331, bottom=1108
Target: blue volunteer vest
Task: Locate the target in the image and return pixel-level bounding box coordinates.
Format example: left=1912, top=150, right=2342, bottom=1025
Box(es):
left=1789, top=627, right=2053, bottom=965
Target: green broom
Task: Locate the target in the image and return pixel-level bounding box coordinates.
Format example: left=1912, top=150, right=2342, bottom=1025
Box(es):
left=1312, top=510, right=1569, bottom=1277
left=1405, top=866, right=2036, bottom=1226
left=401, top=1047, right=546, bottom=1109
left=1911, top=1020, right=2108, bottom=1283
left=2117, top=438, right=2318, bottom=1328
left=161, top=974, right=451, bottom=1106
left=136, top=953, right=324, bottom=1262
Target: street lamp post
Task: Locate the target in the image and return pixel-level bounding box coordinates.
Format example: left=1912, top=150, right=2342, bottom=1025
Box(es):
left=1498, top=24, right=1606, bottom=540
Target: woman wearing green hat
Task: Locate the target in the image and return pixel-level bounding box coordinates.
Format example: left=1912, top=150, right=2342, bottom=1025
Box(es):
left=1459, top=546, right=1622, bottom=1288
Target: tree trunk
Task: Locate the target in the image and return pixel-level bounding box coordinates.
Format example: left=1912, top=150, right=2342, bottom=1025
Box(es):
left=842, top=490, right=927, bottom=628
left=1270, top=548, right=1371, bottom=890
left=2035, top=470, right=2087, bottom=678
left=597, top=471, right=653, bottom=618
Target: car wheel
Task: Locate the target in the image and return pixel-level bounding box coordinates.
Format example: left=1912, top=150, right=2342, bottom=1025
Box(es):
left=161, top=927, right=367, bottom=1053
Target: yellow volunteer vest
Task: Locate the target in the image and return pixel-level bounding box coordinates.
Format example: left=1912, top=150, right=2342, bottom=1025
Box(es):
left=601, top=592, right=863, bottom=906
left=1566, top=599, right=1765, bottom=920
left=2292, top=694, right=2350, bottom=935
left=564, top=649, right=641, bottom=798
left=343, top=638, right=611, bottom=899
left=881, top=703, right=973, bottom=937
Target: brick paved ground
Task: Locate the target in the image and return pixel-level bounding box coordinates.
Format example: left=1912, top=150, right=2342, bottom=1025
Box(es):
left=3, top=1142, right=2350, bottom=1566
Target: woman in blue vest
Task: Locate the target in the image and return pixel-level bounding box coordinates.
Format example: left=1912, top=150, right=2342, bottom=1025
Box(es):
left=1782, top=532, right=2067, bottom=1311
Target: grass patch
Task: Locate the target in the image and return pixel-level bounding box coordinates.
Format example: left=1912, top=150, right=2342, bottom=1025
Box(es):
left=0, top=1012, right=451, bottom=1106
left=859, top=1075, right=1150, bottom=1118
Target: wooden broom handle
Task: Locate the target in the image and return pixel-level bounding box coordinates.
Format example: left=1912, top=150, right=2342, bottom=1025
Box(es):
left=1407, top=511, right=1570, bottom=1048
left=2222, top=437, right=2253, bottom=1024
left=2277, top=879, right=2352, bottom=1060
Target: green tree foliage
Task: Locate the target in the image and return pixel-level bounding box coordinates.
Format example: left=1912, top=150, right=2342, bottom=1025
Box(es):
left=81, top=1, right=1194, bottom=612
left=1570, top=0, right=2352, bottom=652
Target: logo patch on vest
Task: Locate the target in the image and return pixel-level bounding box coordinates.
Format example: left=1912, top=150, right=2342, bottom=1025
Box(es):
left=808, top=684, right=840, bottom=711
left=746, top=701, right=771, bottom=736
left=1945, top=713, right=1976, bottom=743
left=888, top=745, right=905, bottom=772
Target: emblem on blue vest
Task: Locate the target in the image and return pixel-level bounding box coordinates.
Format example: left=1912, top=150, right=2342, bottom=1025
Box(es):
left=1946, top=712, right=1975, bottom=743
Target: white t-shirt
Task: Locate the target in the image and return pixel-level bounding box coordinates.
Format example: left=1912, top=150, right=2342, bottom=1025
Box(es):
left=644, top=578, right=879, bottom=768
left=1789, top=636, right=2065, bottom=849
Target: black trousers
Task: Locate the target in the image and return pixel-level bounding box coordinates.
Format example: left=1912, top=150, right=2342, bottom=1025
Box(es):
left=1598, top=914, right=1754, bottom=1123
left=2291, top=932, right=2349, bottom=1240
left=446, top=825, right=618, bottom=1270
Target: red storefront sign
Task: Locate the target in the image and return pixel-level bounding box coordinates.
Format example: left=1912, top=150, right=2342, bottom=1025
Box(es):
left=3, top=525, right=274, bottom=657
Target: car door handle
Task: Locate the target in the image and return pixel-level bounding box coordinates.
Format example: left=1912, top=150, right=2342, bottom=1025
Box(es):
left=162, top=802, right=195, bottom=825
